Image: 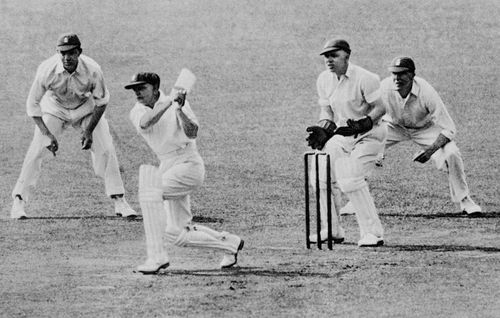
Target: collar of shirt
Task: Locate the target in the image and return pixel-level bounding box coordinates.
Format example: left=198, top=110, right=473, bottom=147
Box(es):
left=344, top=63, right=353, bottom=79
left=134, top=89, right=169, bottom=109
left=155, top=89, right=169, bottom=106
left=409, top=79, right=420, bottom=97
left=387, top=78, right=420, bottom=98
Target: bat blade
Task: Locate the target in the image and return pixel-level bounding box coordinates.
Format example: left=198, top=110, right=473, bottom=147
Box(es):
left=173, top=68, right=196, bottom=93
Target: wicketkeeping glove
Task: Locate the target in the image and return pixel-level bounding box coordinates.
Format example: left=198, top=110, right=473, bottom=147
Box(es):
left=335, top=116, right=373, bottom=138
left=306, top=119, right=337, bottom=150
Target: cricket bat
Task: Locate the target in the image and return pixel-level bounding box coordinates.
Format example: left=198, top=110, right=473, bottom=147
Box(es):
left=173, top=68, right=196, bottom=93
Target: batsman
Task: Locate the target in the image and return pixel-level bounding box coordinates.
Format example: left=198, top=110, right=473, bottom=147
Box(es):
left=125, top=71, right=244, bottom=274
left=306, top=38, right=387, bottom=247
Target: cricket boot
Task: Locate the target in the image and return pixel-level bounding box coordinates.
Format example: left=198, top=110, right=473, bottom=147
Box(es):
left=11, top=195, right=27, bottom=219
left=136, top=165, right=169, bottom=274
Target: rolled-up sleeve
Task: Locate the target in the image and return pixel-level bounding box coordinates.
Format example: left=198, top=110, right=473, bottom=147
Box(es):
left=26, top=67, right=46, bottom=117
left=129, top=104, right=148, bottom=132
left=361, top=74, right=382, bottom=105
left=316, top=72, right=331, bottom=107
left=92, top=67, right=110, bottom=107
left=425, top=87, right=456, bottom=140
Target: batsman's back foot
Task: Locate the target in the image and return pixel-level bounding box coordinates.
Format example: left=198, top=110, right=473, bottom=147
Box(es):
left=220, top=238, right=244, bottom=269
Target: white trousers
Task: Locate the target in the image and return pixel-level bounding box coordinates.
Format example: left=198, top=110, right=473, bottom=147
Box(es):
left=309, top=122, right=387, bottom=238
left=139, top=150, right=240, bottom=259
left=384, top=121, right=470, bottom=202
left=159, top=148, right=205, bottom=235
left=324, top=121, right=388, bottom=177
left=12, top=110, right=125, bottom=200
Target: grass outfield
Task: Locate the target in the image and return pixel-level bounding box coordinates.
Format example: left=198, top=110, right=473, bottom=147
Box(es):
left=1, top=0, right=499, bottom=317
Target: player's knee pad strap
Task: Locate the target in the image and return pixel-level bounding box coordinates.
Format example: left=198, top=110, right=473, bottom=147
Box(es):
left=335, top=158, right=367, bottom=193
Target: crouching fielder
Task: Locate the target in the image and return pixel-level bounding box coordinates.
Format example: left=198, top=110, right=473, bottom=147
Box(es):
left=125, top=72, right=244, bottom=274
left=306, top=38, right=386, bottom=247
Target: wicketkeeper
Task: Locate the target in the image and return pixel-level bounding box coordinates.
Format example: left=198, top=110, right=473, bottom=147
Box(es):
left=306, top=38, right=387, bottom=247
left=125, top=72, right=244, bottom=274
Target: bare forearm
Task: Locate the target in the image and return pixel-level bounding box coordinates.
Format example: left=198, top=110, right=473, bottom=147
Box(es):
left=32, top=116, right=53, bottom=136
left=32, top=116, right=58, bottom=155
left=429, top=133, right=450, bottom=152
left=85, top=105, right=107, bottom=134
left=414, top=133, right=451, bottom=163
left=176, top=108, right=198, bottom=138
left=367, top=98, right=386, bottom=124
left=140, top=99, right=173, bottom=129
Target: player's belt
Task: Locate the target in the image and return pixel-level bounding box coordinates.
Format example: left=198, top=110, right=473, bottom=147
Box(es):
left=158, top=143, right=195, bottom=160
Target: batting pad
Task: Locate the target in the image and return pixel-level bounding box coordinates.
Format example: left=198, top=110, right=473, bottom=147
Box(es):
left=335, top=158, right=383, bottom=238
left=141, top=208, right=168, bottom=262
left=172, top=225, right=239, bottom=254
left=138, top=165, right=163, bottom=202
left=138, top=165, right=168, bottom=261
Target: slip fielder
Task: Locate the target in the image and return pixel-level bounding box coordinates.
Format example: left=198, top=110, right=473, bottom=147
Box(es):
left=379, top=57, right=481, bottom=216
left=10, top=33, right=136, bottom=219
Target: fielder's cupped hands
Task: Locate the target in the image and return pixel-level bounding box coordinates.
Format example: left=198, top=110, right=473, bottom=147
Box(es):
left=413, top=148, right=435, bottom=163
left=46, top=135, right=58, bottom=157
left=80, top=130, right=93, bottom=150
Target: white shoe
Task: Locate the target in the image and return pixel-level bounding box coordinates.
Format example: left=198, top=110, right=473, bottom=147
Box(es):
left=308, top=227, right=345, bottom=244
left=460, top=196, right=482, bottom=215
left=136, top=258, right=170, bottom=274
left=220, top=237, right=245, bottom=269
left=114, top=197, right=137, bottom=217
left=11, top=197, right=27, bottom=219
left=340, top=202, right=356, bottom=215
left=358, top=233, right=384, bottom=247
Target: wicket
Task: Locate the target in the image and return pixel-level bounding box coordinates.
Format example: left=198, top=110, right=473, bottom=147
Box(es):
left=304, top=152, right=333, bottom=250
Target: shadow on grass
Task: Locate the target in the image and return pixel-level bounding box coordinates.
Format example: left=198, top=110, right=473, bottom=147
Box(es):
left=157, top=266, right=334, bottom=278
left=385, top=244, right=500, bottom=253
left=9, top=215, right=223, bottom=223
left=380, top=212, right=499, bottom=219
